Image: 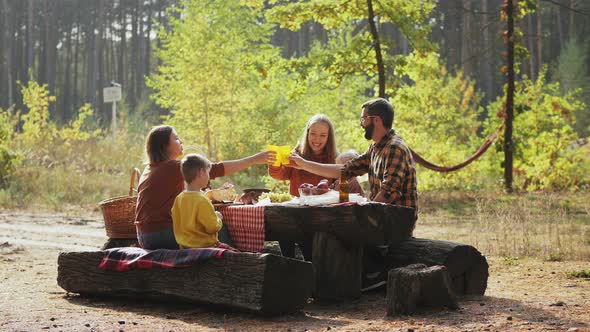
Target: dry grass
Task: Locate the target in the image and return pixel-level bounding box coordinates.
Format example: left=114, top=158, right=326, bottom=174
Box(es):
left=416, top=191, right=590, bottom=261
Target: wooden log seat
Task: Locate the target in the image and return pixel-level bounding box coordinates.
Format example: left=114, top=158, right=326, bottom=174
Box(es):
left=385, top=238, right=489, bottom=296
left=386, top=264, right=459, bottom=316
left=57, top=251, right=313, bottom=315
left=101, top=238, right=139, bottom=250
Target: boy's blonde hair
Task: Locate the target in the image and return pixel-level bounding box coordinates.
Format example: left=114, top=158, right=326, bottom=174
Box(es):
left=336, top=149, right=359, bottom=164
left=181, top=153, right=211, bottom=184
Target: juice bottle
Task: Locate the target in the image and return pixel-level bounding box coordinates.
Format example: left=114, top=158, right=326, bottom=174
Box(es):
left=339, top=169, right=349, bottom=203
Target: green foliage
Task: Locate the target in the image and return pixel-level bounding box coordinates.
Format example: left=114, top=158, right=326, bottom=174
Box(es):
left=0, top=108, right=22, bottom=188
left=0, top=81, right=144, bottom=209
left=267, top=0, right=435, bottom=92
left=19, top=81, right=57, bottom=150
left=392, top=51, right=499, bottom=190
left=487, top=69, right=590, bottom=191
left=567, top=269, right=590, bottom=278
left=148, top=0, right=280, bottom=162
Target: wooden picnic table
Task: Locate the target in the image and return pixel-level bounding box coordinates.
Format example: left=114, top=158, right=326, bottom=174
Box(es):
left=217, top=202, right=415, bottom=301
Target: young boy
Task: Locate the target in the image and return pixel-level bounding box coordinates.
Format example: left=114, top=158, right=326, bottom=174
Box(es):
left=333, top=150, right=365, bottom=196
left=171, top=153, right=235, bottom=250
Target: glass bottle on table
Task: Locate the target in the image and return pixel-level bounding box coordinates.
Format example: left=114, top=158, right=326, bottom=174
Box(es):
left=339, top=168, right=349, bottom=203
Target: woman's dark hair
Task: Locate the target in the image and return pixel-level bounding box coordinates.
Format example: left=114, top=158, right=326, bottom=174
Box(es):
left=146, top=125, right=173, bottom=164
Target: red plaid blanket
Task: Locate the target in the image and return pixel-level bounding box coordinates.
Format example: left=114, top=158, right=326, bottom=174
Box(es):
left=99, top=247, right=227, bottom=272
left=218, top=205, right=265, bottom=252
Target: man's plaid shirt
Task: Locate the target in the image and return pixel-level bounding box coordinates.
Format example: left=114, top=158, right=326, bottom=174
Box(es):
left=343, top=129, right=418, bottom=213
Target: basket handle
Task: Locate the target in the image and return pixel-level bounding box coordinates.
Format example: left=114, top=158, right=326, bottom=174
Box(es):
left=129, top=167, right=141, bottom=196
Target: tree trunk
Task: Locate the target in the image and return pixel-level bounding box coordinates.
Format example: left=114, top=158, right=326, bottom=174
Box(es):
left=73, top=19, right=80, bottom=112
left=385, top=238, right=489, bottom=296
left=97, top=0, right=105, bottom=123
left=1, top=0, right=12, bottom=107
left=461, top=0, right=472, bottom=77
left=118, top=0, right=126, bottom=87
left=26, top=0, right=33, bottom=82
left=129, top=0, right=139, bottom=106
left=57, top=250, right=313, bottom=315
left=569, top=0, right=575, bottom=38
left=45, top=0, right=58, bottom=115
left=62, top=20, right=73, bottom=123
left=554, top=2, right=564, bottom=50
left=504, top=0, right=515, bottom=192
left=136, top=0, right=144, bottom=100
left=366, top=0, right=385, bottom=98
left=386, top=264, right=458, bottom=316
left=86, top=5, right=97, bottom=110
left=527, top=13, right=536, bottom=80
left=536, top=10, right=542, bottom=72
left=481, top=0, right=493, bottom=106
left=145, top=0, right=153, bottom=79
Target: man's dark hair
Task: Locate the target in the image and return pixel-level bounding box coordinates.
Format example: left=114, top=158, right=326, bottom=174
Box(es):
left=362, top=98, right=394, bottom=129
left=181, top=153, right=211, bottom=184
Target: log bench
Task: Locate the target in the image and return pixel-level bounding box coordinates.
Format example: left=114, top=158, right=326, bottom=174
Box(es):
left=57, top=251, right=313, bottom=315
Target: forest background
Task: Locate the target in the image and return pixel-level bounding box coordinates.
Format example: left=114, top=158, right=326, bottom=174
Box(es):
left=0, top=0, right=589, bottom=212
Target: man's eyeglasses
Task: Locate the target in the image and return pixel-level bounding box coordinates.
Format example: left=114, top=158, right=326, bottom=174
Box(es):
left=360, top=115, right=376, bottom=124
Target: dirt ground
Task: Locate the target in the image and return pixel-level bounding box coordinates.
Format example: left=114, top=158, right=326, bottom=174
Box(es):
left=0, top=209, right=589, bottom=332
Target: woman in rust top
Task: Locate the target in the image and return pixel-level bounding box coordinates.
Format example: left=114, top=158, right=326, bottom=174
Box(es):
left=135, top=125, right=269, bottom=249
left=267, top=114, right=338, bottom=260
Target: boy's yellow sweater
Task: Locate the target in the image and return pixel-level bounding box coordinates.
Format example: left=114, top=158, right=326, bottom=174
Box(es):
left=171, top=191, right=222, bottom=248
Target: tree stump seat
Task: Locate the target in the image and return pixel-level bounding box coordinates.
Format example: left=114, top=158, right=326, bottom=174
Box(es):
left=57, top=250, right=313, bottom=315
left=385, top=238, right=489, bottom=296
left=386, top=264, right=459, bottom=316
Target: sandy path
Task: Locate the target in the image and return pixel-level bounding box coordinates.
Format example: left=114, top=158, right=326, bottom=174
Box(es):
left=0, top=210, right=589, bottom=332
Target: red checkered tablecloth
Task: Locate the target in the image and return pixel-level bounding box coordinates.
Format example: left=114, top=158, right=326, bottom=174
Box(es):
left=218, top=205, right=265, bottom=252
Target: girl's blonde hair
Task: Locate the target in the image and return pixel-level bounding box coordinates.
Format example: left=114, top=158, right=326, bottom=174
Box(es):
left=299, top=114, right=338, bottom=162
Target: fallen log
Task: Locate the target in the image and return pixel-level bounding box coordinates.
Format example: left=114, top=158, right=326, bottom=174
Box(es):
left=57, top=251, right=313, bottom=315
left=386, top=238, right=488, bottom=296
left=386, top=264, right=458, bottom=316
left=101, top=238, right=139, bottom=250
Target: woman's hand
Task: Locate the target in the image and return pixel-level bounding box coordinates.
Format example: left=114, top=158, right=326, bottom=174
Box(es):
left=215, top=211, right=223, bottom=220
left=252, top=150, right=272, bottom=165
left=266, top=150, right=278, bottom=166
left=287, top=152, right=305, bottom=169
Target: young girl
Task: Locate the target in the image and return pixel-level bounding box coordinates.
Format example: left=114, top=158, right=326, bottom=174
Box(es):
left=267, top=114, right=338, bottom=260
left=332, top=150, right=365, bottom=196
left=135, top=125, right=269, bottom=250
left=268, top=114, right=339, bottom=196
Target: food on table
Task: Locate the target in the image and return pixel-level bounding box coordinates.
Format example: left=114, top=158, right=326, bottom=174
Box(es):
left=298, top=180, right=330, bottom=196
left=259, top=192, right=293, bottom=203
left=235, top=188, right=270, bottom=205
left=205, top=182, right=237, bottom=203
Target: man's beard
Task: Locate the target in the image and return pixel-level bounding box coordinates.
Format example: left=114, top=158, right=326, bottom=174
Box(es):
left=364, top=123, right=374, bottom=140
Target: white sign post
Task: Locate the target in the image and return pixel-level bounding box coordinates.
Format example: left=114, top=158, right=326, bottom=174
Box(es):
left=103, top=86, right=122, bottom=142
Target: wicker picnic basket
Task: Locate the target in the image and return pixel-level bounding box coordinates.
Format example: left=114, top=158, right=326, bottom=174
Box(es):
left=98, top=168, right=141, bottom=239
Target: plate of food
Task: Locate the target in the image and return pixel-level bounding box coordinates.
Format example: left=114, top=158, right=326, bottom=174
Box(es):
left=235, top=188, right=270, bottom=205
left=205, top=183, right=238, bottom=203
